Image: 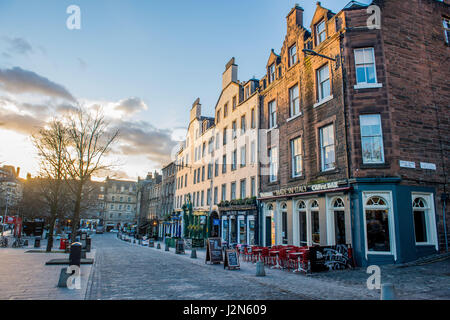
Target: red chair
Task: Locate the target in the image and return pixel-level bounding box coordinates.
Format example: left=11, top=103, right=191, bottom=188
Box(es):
left=261, top=247, right=270, bottom=265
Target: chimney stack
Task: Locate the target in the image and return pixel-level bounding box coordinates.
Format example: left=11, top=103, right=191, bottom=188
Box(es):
left=222, top=57, right=238, bottom=89
left=286, top=4, right=304, bottom=29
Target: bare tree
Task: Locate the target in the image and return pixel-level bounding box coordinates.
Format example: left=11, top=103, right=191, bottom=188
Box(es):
left=31, top=120, right=70, bottom=251
left=65, top=108, right=119, bottom=242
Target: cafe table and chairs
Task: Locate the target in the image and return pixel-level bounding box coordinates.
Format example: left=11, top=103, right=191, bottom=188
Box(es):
left=269, top=248, right=282, bottom=269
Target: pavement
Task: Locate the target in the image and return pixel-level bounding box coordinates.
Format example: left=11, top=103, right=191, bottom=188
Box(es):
left=0, top=237, right=94, bottom=300
left=0, top=232, right=449, bottom=300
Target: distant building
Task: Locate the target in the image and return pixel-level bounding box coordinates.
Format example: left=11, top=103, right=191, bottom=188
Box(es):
left=103, top=177, right=138, bottom=231
left=136, top=172, right=162, bottom=236
left=0, top=166, right=23, bottom=218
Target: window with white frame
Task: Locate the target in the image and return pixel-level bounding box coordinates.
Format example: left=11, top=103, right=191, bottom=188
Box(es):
left=240, top=179, right=246, bottom=199
left=333, top=198, right=346, bottom=245
left=268, top=100, right=277, bottom=128
left=269, top=63, right=276, bottom=83
left=230, top=182, right=236, bottom=200
left=221, top=184, right=226, bottom=201
left=310, top=200, right=320, bottom=245
left=412, top=197, right=428, bottom=244
left=365, top=195, right=391, bottom=253
left=298, top=201, right=307, bottom=246
left=289, top=84, right=300, bottom=117
left=269, top=147, right=278, bottom=182
left=360, top=114, right=384, bottom=164
left=320, top=124, right=335, bottom=171
left=289, top=44, right=297, bottom=67
left=240, top=145, right=246, bottom=167
left=251, top=108, right=256, bottom=128
left=231, top=149, right=237, bottom=171
left=354, top=48, right=378, bottom=86
left=250, top=141, right=256, bottom=165
left=443, top=18, right=450, bottom=44
left=316, top=20, right=326, bottom=45
left=251, top=177, right=256, bottom=197
left=291, top=137, right=303, bottom=177
left=241, top=115, right=246, bottom=134
left=317, top=64, right=331, bottom=101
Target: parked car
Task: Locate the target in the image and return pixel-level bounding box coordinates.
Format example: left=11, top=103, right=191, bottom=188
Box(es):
left=96, top=225, right=104, bottom=234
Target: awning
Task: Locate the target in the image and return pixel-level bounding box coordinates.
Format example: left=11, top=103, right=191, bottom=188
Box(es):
left=258, top=186, right=352, bottom=201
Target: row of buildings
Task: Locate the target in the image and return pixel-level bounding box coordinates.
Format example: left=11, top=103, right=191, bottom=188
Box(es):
left=146, top=0, right=449, bottom=267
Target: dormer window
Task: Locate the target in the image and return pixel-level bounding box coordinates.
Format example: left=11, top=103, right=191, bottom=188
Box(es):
left=245, top=86, right=250, bottom=100
left=289, top=44, right=297, bottom=67
left=316, top=20, right=326, bottom=45
left=269, top=63, right=276, bottom=83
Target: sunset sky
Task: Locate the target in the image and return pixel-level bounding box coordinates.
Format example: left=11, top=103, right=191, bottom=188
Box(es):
left=0, top=0, right=371, bottom=180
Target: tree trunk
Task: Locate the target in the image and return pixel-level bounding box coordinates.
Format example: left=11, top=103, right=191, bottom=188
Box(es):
left=46, top=215, right=57, bottom=252
left=71, top=182, right=83, bottom=243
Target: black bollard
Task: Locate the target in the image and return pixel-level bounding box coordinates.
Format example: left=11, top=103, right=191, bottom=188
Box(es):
left=34, top=236, right=41, bottom=248
left=86, top=238, right=91, bottom=252
left=69, top=242, right=82, bottom=267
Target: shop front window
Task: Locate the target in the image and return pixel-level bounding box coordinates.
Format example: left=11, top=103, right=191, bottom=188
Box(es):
left=248, top=218, right=255, bottom=245
left=281, top=203, right=288, bottom=244
left=365, top=196, right=390, bottom=252
left=239, top=217, right=246, bottom=244
left=413, top=197, right=428, bottom=243
left=333, top=198, right=346, bottom=245
left=222, top=219, right=229, bottom=243
left=230, top=217, right=237, bottom=243
left=298, top=201, right=307, bottom=246
left=310, top=200, right=320, bottom=245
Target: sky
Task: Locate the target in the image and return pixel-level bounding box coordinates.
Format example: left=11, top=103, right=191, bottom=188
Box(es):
left=0, top=0, right=372, bottom=180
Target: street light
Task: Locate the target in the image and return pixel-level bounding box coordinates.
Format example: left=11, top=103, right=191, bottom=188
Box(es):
left=302, top=48, right=336, bottom=61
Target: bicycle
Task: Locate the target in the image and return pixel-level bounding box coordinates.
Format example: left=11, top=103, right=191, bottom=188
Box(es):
left=11, top=237, right=23, bottom=248
left=0, top=236, right=8, bottom=248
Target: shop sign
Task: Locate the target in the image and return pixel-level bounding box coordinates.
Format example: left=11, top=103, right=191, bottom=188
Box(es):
left=420, top=162, right=436, bottom=170
left=264, top=181, right=342, bottom=198
left=399, top=160, right=416, bottom=168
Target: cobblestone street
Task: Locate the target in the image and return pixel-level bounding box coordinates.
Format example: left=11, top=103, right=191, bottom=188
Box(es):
left=86, top=233, right=450, bottom=300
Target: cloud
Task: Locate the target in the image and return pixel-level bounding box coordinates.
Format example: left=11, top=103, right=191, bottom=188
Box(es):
left=114, top=97, right=148, bottom=114
left=112, top=120, right=177, bottom=166
left=2, top=36, right=33, bottom=56
left=0, top=67, right=76, bottom=102
left=0, top=107, right=45, bottom=135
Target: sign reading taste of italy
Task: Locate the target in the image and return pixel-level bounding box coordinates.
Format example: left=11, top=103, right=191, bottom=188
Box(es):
left=261, top=181, right=343, bottom=198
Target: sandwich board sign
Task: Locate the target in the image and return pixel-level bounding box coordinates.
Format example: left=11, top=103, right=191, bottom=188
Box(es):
left=175, top=239, right=185, bottom=254
left=205, top=237, right=223, bottom=264
left=224, top=249, right=240, bottom=270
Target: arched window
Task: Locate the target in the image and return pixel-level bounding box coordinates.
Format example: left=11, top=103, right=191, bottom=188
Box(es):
left=412, top=197, right=428, bottom=243
left=365, top=196, right=390, bottom=252
left=281, top=203, right=288, bottom=244
left=332, top=198, right=346, bottom=245
left=267, top=203, right=274, bottom=211
left=310, top=200, right=320, bottom=245
left=298, top=201, right=307, bottom=246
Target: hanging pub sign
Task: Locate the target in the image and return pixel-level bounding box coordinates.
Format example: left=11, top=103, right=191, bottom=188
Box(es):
left=175, top=239, right=185, bottom=254
left=224, top=249, right=240, bottom=270
left=205, top=237, right=223, bottom=264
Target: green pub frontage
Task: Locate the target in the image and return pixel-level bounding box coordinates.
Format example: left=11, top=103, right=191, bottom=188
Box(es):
left=218, top=197, right=258, bottom=247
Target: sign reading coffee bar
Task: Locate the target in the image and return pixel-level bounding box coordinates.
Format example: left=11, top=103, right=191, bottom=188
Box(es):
left=259, top=180, right=348, bottom=199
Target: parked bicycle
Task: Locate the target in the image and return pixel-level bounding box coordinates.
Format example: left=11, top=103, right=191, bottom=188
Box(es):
left=0, top=236, right=8, bottom=248
left=11, top=237, right=24, bottom=248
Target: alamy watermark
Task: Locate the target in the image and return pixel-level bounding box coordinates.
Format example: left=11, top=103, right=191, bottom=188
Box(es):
left=366, top=265, right=381, bottom=290
left=66, top=5, right=81, bottom=30
left=67, top=265, right=81, bottom=290
left=367, top=5, right=381, bottom=30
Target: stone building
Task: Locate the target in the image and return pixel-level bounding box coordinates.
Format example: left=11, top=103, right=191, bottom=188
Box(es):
left=136, top=172, right=161, bottom=236
left=174, top=59, right=260, bottom=245
left=0, top=166, right=23, bottom=218
left=160, top=162, right=176, bottom=218
left=103, top=177, right=138, bottom=231
left=258, top=1, right=449, bottom=266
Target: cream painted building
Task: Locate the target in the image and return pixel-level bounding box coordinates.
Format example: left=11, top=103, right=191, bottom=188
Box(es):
left=174, top=58, right=260, bottom=246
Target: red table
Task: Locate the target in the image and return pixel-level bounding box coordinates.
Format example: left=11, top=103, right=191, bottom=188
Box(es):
left=289, top=252, right=307, bottom=273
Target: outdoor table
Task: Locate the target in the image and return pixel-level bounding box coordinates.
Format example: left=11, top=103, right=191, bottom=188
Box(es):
left=252, top=248, right=262, bottom=263
left=269, top=250, right=281, bottom=269
left=290, top=252, right=306, bottom=273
